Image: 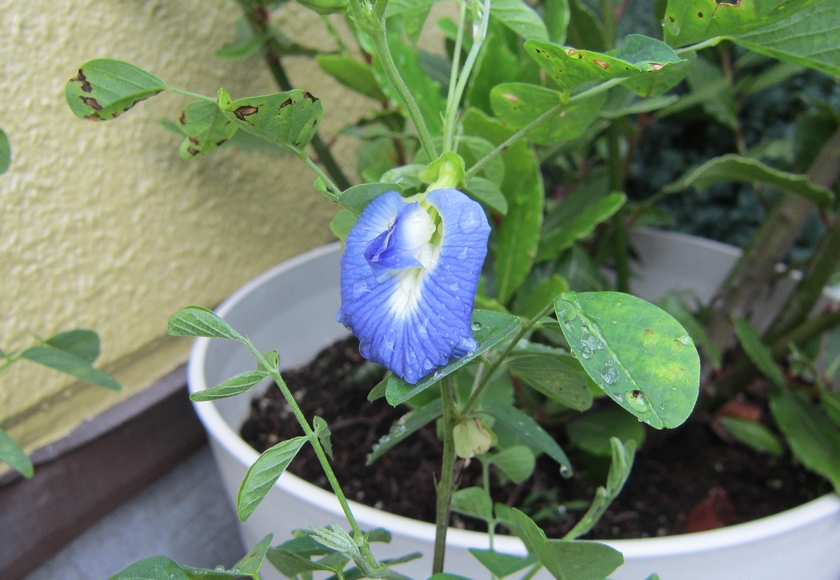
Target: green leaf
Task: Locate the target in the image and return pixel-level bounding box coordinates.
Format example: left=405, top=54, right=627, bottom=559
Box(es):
left=770, top=387, right=840, bottom=492
left=294, top=0, right=349, bottom=15
left=266, top=549, right=323, bottom=577
left=488, top=445, right=536, bottom=483
left=380, top=164, right=425, bottom=192
left=469, top=550, right=538, bottom=578
left=480, top=397, right=572, bottom=474
left=665, top=154, right=834, bottom=209
left=386, top=0, right=436, bottom=43
left=598, top=94, right=680, bottom=119
left=385, top=310, right=521, bottom=406
left=176, top=100, right=238, bottom=159
left=257, top=349, right=280, bottom=373
left=489, top=83, right=607, bottom=146
left=317, top=55, right=387, bottom=101
left=21, top=346, right=121, bottom=390
left=732, top=316, right=787, bottom=388
left=718, top=416, right=784, bottom=456
left=0, top=128, right=10, bottom=174
left=191, top=370, right=270, bottom=402
left=168, top=306, right=244, bottom=341
left=663, top=0, right=822, bottom=48
left=544, top=0, right=570, bottom=44
left=238, top=436, right=306, bottom=521
left=367, top=398, right=442, bottom=463
left=565, top=0, right=607, bottom=51
left=567, top=407, right=646, bottom=456
left=313, top=416, right=334, bottom=460
left=463, top=109, right=543, bottom=304
left=108, top=556, right=189, bottom=580
left=330, top=209, right=358, bottom=243
left=217, top=88, right=322, bottom=150
left=555, top=292, right=701, bottom=429
left=516, top=274, right=569, bottom=320
left=66, top=59, right=166, bottom=121
left=511, top=510, right=623, bottom=579
left=464, top=177, right=509, bottom=215
left=657, top=294, right=722, bottom=370
left=234, top=534, right=274, bottom=576
left=491, top=0, right=550, bottom=41
left=613, top=35, right=694, bottom=97
left=537, top=191, right=626, bottom=262
left=339, top=183, right=395, bottom=213
left=459, top=135, right=505, bottom=186
left=0, top=428, right=34, bottom=478
left=467, top=28, right=521, bottom=115
left=728, top=2, right=840, bottom=77
left=507, top=352, right=594, bottom=410
left=451, top=486, right=494, bottom=521
left=564, top=438, right=636, bottom=539
left=44, top=329, right=101, bottom=363
left=525, top=37, right=685, bottom=93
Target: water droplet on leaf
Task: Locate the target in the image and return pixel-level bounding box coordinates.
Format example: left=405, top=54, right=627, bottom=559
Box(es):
left=471, top=321, right=482, bottom=331
left=600, top=366, right=619, bottom=385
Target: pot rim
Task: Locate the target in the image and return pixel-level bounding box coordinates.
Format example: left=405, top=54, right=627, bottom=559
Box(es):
left=188, top=239, right=840, bottom=560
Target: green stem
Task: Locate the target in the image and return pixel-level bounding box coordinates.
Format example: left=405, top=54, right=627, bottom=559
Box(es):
left=167, top=87, right=216, bottom=102
left=606, top=122, right=629, bottom=293
left=600, top=0, right=616, bottom=49
left=301, top=151, right=342, bottom=200
left=443, top=0, right=492, bottom=154
left=245, top=342, right=361, bottom=535
left=237, top=0, right=352, bottom=191
left=369, top=15, right=438, bottom=162
left=463, top=78, right=626, bottom=182
left=433, top=375, right=459, bottom=575
left=442, top=0, right=467, bottom=153
left=704, top=126, right=840, bottom=352
left=675, top=36, right=724, bottom=56
left=462, top=302, right=555, bottom=415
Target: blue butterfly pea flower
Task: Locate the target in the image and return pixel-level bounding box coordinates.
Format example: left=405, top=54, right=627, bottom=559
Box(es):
left=337, top=188, right=491, bottom=384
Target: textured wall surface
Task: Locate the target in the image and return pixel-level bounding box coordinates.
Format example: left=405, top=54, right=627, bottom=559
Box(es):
left=0, top=0, right=370, bottom=453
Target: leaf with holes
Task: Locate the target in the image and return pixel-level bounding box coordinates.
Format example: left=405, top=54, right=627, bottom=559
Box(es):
left=176, top=100, right=238, bottom=159
left=663, top=0, right=822, bottom=48
left=489, top=83, right=607, bottom=146
left=525, top=35, right=685, bottom=94
left=554, top=292, right=700, bottom=429
left=66, top=59, right=166, bottom=121
left=238, top=436, right=307, bottom=521
left=217, top=88, right=322, bottom=149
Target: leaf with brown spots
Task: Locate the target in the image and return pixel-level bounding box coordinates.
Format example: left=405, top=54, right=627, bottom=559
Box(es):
left=525, top=34, right=688, bottom=96
left=217, top=88, right=323, bottom=150
left=176, top=100, right=238, bottom=160
left=65, top=59, right=166, bottom=121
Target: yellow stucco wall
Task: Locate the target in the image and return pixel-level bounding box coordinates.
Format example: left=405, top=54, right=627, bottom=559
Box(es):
left=0, top=0, right=370, bottom=454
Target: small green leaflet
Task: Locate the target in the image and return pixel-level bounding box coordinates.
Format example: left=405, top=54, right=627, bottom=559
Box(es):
left=339, top=183, right=396, bottom=214
left=0, top=428, right=34, bottom=478
left=717, top=416, right=783, bottom=456
left=491, top=0, right=550, bottom=42
left=732, top=316, right=787, bottom=388
left=665, top=154, right=835, bottom=209
left=237, top=436, right=307, bottom=521
left=190, top=370, right=270, bottom=402
left=21, top=346, right=120, bottom=391
left=108, top=556, right=190, bottom=580
left=451, top=486, right=494, bottom=521
left=217, top=88, right=323, bottom=150
left=487, top=445, right=536, bottom=483
left=469, top=549, right=538, bottom=578
left=66, top=59, right=166, bottom=121
left=317, top=55, right=387, bottom=102
left=555, top=292, right=700, bottom=429
left=168, top=306, right=244, bottom=341
left=537, top=191, right=626, bottom=262
left=367, top=399, right=442, bottom=464
left=176, top=100, right=238, bottom=159
left=566, top=407, right=646, bottom=456
left=464, top=177, right=509, bottom=215
left=511, top=509, right=624, bottom=580
left=385, top=310, right=521, bottom=406
left=480, top=397, right=572, bottom=474
left=507, top=351, right=593, bottom=410
left=313, top=416, right=333, bottom=459
left=44, top=329, right=101, bottom=363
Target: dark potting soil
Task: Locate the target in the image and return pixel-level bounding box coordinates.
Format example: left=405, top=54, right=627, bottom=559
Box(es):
left=239, top=335, right=831, bottom=540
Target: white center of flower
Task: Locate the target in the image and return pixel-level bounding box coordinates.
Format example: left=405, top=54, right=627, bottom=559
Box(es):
left=400, top=206, right=438, bottom=269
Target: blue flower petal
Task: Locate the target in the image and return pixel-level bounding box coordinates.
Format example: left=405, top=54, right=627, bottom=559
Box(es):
left=337, top=189, right=491, bottom=384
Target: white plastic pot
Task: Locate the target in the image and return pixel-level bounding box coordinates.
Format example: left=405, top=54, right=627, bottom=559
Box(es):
left=188, top=230, right=840, bottom=580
